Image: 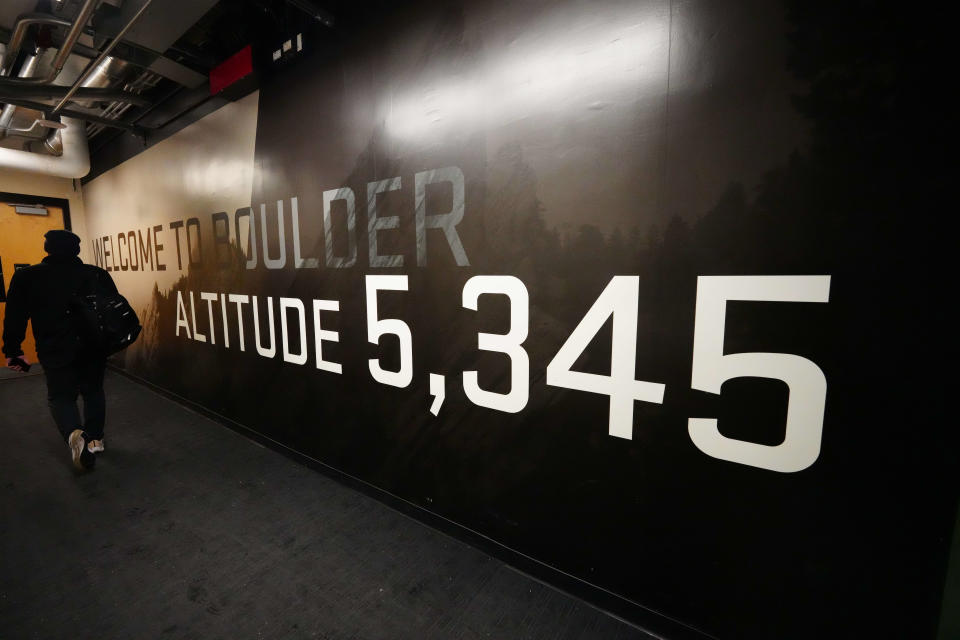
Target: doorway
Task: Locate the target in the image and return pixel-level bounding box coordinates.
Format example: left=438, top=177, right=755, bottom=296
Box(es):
left=0, top=192, right=72, bottom=365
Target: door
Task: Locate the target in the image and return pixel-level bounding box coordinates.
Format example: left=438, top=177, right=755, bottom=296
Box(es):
left=0, top=199, right=69, bottom=364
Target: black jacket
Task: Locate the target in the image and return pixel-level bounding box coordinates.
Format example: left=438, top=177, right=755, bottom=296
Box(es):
left=2, top=255, right=118, bottom=367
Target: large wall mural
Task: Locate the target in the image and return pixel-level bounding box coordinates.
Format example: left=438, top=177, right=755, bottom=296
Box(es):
left=82, top=1, right=955, bottom=638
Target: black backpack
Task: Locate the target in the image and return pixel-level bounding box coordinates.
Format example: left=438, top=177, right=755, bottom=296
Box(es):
left=68, top=269, right=142, bottom=355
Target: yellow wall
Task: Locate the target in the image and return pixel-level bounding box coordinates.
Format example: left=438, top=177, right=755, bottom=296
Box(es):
left=0, top=203, right=67, bottom=362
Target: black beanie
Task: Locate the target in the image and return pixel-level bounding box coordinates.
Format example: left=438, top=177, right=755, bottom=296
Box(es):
left=43, top=229, right=81, bottom=256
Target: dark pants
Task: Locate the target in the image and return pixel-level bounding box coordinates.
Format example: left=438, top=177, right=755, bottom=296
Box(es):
left=43, top=355, right=107, bottom=442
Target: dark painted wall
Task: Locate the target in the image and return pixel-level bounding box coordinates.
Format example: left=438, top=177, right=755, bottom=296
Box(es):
left=84, top=1, right=955, bottom=637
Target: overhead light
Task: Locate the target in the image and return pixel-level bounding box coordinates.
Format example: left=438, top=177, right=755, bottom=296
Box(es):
left=13, top=204, right=49, bottom=216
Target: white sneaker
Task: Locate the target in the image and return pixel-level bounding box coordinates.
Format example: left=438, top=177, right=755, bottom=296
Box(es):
left=68, top=430, right=95, bottom=470
left=87, top=439, right=105, bottom=453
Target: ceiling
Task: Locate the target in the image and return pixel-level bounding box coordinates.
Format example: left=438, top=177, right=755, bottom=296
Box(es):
left=0, top=0, right=386, bottom=178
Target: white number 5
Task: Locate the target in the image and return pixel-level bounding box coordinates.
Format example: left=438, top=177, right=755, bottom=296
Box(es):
left=366, top=275, right=413, bottom=388
left=689, top=276, right=831, bottom=473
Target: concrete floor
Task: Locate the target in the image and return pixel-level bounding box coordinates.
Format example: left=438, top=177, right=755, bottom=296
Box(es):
left=0, top=370, right=653, bottom=640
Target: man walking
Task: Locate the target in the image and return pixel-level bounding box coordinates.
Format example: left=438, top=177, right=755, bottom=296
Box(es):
left=3, top=230, right=118, bottom=471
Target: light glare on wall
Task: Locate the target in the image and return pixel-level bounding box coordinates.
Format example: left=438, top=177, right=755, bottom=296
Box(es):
left=386, top=14, right=669, bottom=141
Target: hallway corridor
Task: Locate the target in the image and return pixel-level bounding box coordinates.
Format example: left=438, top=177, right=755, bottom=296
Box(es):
left=0, top=371, right=651, bottom=640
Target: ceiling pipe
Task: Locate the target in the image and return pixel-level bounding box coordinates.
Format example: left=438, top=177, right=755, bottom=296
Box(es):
left=0, top=0, right=101, bottom=85
left=84, top=69, right=160, bottom=138
left=35, top=129, right=63, bottom=156
left=51, top=0, right=154, bottom=115
left=0, top=96, right=145, bottom=133
left=66, top=56, right=132, bottom=108
left=0, top=86, right=150, bottom=107
left=0, top=2, right=154, bottom=177
left=1, top=15, right=72, bottom=75
left=1, top=55, right=144, bottom=141
left=0, top=116, right=89, bottom=177
left=0, top=52, right=40, bottom=136
left=34, top=117, right=66, bottom=157
left=0, top=13, right=101, bottom=67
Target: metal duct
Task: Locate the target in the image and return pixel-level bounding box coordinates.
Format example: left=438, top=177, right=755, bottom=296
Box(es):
left=50, top=0, right=152, bottom=115
left=0, top=0, right=100, bottom=85
left=0, top=95, right=145, bottom=132
left=0, top=85, right=150, bottom=105
left=1, top=55, right=139, bottom=142
left=0, top=52, right=38, bottom=136
left=67, top=56, right=132, bottom=108
left=0, top=116, right=89, bottom=177
left=0, top=0, right=148, bottom=177
left=27, top=56, right=132, bottom=156
left=34, top=128, right=63, bottom=156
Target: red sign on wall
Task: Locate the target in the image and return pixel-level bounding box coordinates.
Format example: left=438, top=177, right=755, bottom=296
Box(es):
left=209, top=45, right=253, bottom=96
